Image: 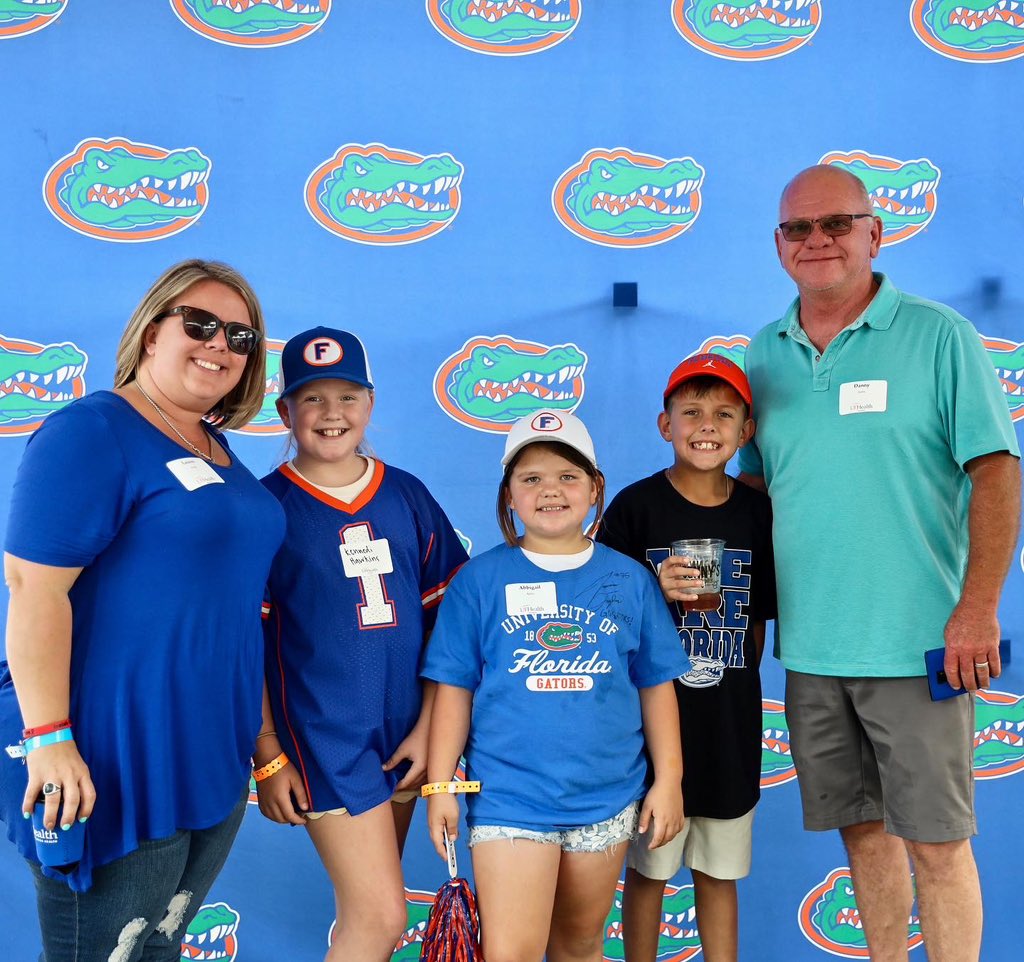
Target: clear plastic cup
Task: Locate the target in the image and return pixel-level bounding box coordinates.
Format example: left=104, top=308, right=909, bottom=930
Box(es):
left=670, top=538, right=725, bottom=612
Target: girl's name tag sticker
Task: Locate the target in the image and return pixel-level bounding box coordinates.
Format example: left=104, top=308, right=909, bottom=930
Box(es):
left=166, top=457, right=224, bottom=491
left=340, top=539, right=394, bottom=578
left=505, top=582, right=557, bottom=617
left=839, top=380, right=888, bottom=415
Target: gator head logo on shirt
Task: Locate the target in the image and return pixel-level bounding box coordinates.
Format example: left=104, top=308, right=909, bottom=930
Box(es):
left=179, top=901, right=239, bottom=961
left=799, top=868, right=923, bottom=957
left=232, top=338, right=288, bottom=435
left=0, top=335, right=87, bottom=436
left=672, top=0, right=821, bottom=60
left=306, top=144, right=463, bottom=246
left=910, top=0, right=1024, bottom=61
left=0, top=0, right=67, bottom=38
left=426, top=0, right=580, bottom=55
left=820, top=150, right=940, bottom=246
left=434, top=335, right=587, bottom=433
left=537, top=621, right=583, bottom=652
left=604, top=880, right=701, bottom=960
left=980, top=335, right=1024, bottom=423
left=170, top=0, right=330, bottom=47
left=43, top=138, right=212, bottom=242
left=974, top=689, right=1024, bottom=778
left=761, top=698, right=796, bottom=788
left=553, top=149, right=705, bottom=248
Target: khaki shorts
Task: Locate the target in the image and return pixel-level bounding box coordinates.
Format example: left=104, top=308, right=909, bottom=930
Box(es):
left=785, top=671, right=976, bottom=843
left=305, top=788, right=418, bottom=819
left=627, top=807, right=755, bottom=881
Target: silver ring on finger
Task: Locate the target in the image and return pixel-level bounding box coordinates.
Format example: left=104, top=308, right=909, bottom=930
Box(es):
left=42, top=782, right=62, bottom=797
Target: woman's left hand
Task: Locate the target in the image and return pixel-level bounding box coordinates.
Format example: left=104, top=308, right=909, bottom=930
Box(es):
left=638, top=778, right=685, bottom=850
left=383, top=724, right=428, bottom=792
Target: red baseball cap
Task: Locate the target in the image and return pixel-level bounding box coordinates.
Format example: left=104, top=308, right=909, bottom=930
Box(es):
left=663, top=353, right=752, bottom=411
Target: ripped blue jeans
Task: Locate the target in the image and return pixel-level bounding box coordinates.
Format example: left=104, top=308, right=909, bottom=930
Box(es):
left=29, top=789, right=246, bottom=962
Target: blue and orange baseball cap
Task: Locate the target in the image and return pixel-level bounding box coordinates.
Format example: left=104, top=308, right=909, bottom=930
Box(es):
left=663, top=353, right=752, bottom=411
left=279, top=327, right=374, bottom=399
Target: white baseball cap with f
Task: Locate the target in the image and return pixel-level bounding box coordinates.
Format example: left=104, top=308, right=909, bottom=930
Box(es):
left=502, top=410, right=597, bottom=468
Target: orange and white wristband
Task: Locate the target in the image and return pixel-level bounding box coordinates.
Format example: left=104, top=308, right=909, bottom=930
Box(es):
left=253, top=752, right=289, bottom=782
left=420, top=780, right=481, bottom=798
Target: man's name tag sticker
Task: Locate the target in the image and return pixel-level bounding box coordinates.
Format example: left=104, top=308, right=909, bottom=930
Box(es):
left=166, top=457, right=224, bottom=491
left=839, top=380, right=888, bottom=416
left=505, top=581, right=557, bottom=617
left=340, top=538, right=394, bottom=578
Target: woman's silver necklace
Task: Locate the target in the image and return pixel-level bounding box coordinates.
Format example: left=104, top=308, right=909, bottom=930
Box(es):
left=135, top=381, right=215, bottom=463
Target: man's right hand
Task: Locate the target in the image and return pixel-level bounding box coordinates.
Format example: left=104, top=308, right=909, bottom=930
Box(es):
left=658, top=555, right=703, bottom=604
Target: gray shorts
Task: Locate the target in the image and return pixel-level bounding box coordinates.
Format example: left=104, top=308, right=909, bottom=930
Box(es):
left=469, top=801, right=639, bottom=853
left=785, top=671, right=976, bottom=843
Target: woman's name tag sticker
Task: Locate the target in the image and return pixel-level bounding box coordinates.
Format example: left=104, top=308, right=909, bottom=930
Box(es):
left=166, top=457, right=224, bottom=491
left=839, top=380, right=888, bottom=415
left=505, top=582, right=557, bottom=617
left=340, top=539, right=394, bottom=578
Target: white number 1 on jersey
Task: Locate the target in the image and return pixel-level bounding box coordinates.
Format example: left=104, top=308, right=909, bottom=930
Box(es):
left=338, top=523, right=397, bottom=628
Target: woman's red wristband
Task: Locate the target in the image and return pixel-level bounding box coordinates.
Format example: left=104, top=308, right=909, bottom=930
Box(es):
left=21, top=718, right=72, bottom=739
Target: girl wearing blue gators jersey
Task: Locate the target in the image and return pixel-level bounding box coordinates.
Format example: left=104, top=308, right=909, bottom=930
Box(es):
left=253, top=328, right=468, bottom=962
left=422, top=410, right=689, bottom=962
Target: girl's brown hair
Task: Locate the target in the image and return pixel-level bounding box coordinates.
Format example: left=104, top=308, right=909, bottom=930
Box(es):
left=113, top=259, right=268, bottom=431
left=495, top=440, right=605, bottom=547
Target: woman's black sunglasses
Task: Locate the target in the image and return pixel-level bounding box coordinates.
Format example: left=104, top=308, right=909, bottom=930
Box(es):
left=156, top=305, right=262, bottom=356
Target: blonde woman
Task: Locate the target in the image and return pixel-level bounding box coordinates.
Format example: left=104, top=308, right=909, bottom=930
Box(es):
left=0, top=260, right=285, bottom=961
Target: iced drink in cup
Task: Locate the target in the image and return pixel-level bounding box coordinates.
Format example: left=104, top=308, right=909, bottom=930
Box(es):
left=670, top=539, right=725, bottom=612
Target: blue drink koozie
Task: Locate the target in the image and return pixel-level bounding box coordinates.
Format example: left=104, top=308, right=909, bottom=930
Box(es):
left=32, top=801, right=85, bottom=869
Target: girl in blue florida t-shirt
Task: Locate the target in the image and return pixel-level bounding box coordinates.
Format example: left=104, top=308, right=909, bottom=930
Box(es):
left=422, top=409, right=690, bottom=962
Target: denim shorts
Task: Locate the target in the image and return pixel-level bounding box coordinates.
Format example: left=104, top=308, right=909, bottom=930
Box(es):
left=469, top=801, right=639, bottom=853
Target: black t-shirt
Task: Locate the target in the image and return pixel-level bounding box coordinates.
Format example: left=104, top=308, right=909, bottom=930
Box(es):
left=597, top=471, right=777, bottom=819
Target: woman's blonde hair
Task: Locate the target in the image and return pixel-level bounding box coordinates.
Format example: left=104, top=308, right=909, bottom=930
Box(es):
left=113, top=259, right=267, bottom=431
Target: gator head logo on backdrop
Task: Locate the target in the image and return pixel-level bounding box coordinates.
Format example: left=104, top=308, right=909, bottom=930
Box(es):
left=326, top=888, right=433, bottom=957
left=233, top=338, right=287, bottom=435
left=799, top=868, right=923, bottom=957
left=820, top=150, right=940, bottom=246
left=672, top=0, right=821, bottom=60
left=434, top=335, right=587, bottom=433
left=0, top=335, right=87, bottom=436
left=690, top=334, right=750, bottom=371
left=604, top=880, right=701, bottom=960
left=910, top=0, right=1024, bottom=62
left=44, top=138, right=211, bottom=242
left=980, top=335, right=1024, bottom=423
left=306, top=144, right=463, bottom=245
left=179, top=901, right=239, bottom=961
left=170, top=0, right=330, bottom=47
left=0, top=0, right=67, bottom=38
left=974, top=689, right=1024, bottom=778
left=426, top=0, right=580, bottom=55
left=761, top=698, right=796, bottom=788
left=553, top=149, right=705, bottom=248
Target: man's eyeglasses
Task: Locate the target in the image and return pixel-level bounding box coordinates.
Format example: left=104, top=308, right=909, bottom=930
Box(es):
left=777, top=213, right=874, bottom=242
left=156, top=306, right=262, bottom=356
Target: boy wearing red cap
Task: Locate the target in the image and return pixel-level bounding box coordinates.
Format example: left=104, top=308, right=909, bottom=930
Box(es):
left=598, top=354, right=777, bottom=962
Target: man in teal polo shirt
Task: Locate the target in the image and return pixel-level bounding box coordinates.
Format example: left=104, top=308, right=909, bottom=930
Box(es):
left=739, top=164, right=1020, bottom=962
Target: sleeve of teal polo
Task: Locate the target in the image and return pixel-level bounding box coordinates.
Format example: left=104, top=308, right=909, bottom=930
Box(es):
left=737, top=437, right=763, bottom=477
left=939, top=318, right=1021, bottom=466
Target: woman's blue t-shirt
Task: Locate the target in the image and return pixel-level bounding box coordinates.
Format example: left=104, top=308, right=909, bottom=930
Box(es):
left=0, top=392, right=285, bottom=890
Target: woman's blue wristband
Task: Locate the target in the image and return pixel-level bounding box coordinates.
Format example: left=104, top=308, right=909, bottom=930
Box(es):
left=23, top=728, right=74, bottom=754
